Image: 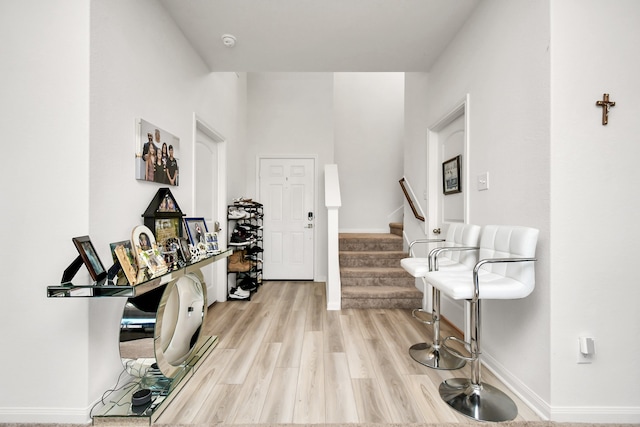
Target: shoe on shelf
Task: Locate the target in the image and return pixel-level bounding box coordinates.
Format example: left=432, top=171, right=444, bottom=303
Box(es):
left=229, top=287, right=250, bottom=299
left=246, top=246, right=264, bottom=254
left=228, top=250, right=251, bottom=272
left=228, top=208, right=248, bottom=219
left=239, top=277, right=257, bottom=292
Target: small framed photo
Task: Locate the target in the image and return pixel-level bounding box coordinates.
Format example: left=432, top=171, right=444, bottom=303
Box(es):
left=184, top=217, right=208, bottom=246
left=442, top=155, right=462, bottom=195
left=178, top=237, right=192, bottom=263
left=109, top=240, right=138, bottom=285
left=72, top=236, right=107, bottom=282
left=204, top=232, right=219, bottom=253
left=131, top=225, right=167, bottom=276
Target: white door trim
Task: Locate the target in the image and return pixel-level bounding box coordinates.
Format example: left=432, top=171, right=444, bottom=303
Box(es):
left=192, top=113, right=227, bottom=303
left=426, top=93, right=471, bottom=235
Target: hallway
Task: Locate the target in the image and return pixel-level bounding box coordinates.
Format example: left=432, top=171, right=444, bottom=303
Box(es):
left=156, top=281, right=540, bottom=424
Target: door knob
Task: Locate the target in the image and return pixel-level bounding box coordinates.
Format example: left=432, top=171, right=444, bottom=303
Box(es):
left=433, top=228, right=441, bottom=235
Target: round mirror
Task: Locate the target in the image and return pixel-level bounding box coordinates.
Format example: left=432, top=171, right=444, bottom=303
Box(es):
left=119, top=286, right=165, bottom=370
left=154, top=272, right=206, bottom=378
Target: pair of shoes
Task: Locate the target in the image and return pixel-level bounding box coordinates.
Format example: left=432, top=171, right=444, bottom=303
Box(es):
left=229, top=207, right=253, bottom=219
left=244, top=253, right=263, bottom=263
left=246, top=246, right=263, bottom=255
left=229, top=225, right=256, bottom=246
left=238, top=276, right=257, bottom=292
left=228, top=250, right=252, bottom=272
left=229, top=287, right=250, bottom=300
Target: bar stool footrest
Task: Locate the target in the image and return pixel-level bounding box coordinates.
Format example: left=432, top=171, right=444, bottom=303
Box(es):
left=411, top=308, right=433, bottom=325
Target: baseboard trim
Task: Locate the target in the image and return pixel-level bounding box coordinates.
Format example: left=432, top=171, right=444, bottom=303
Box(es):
left=0, top=406, right=90, bottom=424
left=549, top=405, right=640, bottom=423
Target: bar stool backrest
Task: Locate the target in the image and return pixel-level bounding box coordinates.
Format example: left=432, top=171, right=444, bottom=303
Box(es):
left=478, top=225, right=539, bottom=290
left=442, top=223, right=481, bottom=269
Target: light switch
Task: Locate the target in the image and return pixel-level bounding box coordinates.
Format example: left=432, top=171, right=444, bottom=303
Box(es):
left=477, top=172, right=489, bottom=191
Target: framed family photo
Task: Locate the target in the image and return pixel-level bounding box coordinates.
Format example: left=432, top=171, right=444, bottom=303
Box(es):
left=442, top=155, right=462, bottom=195
left=135, top=118, right=180, bottom=186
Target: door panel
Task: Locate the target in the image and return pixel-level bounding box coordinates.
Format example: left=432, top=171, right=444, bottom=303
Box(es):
left=260, top=157, right=315, bottom=280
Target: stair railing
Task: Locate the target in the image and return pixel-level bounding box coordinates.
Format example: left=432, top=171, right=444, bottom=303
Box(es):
left=399, top=176, right=425, bottom=222
left=325, top=164, right=342, bottom=310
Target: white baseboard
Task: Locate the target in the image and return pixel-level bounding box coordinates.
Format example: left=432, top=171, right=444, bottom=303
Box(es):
left=481, top=351, right=551, bottom=420
left=549, top=405, right=640, bottom=423
left=0, top=406, right=91, bottom=424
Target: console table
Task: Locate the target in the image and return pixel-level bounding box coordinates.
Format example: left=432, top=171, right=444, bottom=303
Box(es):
left=47, top=248, right=232, bottom=424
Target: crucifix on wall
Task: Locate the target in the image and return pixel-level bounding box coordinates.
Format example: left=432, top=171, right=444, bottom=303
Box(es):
left=596, top=93, right=615, bottom=125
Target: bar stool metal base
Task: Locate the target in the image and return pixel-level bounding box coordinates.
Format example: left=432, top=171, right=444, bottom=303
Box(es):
left=439, top=378, right=518, bottom=422
left=409, top=342, right=466, bottom=370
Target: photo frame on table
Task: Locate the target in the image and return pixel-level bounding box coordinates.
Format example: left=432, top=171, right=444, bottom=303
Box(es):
left=442, top=155, right=462, bottom=195
left=131, top=225, right=167, bottom=276
left=178, top=237, right=192, bottom=263
left=204, top=232, right=219, bottom=253
left=109, top=240, right=138, bottom=285
left=184, top=217, right=208, bottom=246
left=72, top=236, right=107, bottom=282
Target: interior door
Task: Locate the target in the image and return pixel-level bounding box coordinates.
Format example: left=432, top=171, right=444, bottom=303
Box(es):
left=259, top=157, right=315, bottom=280
left=427, top=97, right=469, bottom=334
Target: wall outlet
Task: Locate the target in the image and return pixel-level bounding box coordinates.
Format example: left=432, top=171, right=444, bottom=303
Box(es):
left=477, top=172, right=489, bottom=191
left=577, top=336, right=595, bottom=364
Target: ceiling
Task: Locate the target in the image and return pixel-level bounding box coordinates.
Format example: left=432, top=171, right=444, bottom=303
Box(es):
left=159, top=0, right=479, bottom=72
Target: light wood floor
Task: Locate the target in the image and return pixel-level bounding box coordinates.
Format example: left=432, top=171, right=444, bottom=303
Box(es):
left=156, top=281, right=540, bottom=424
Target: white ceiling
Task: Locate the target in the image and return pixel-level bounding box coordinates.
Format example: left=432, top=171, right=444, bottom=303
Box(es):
left=159, top=0, right=479, bottom=72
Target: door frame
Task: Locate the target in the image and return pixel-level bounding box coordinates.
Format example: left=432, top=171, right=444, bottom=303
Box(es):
left=256, top=154, right=318, bottom=281
left=426, top=94, right=471, bottom=236
left=426, top=94, right=471, bottom=338
left=192, top=113, right=227, bottom=303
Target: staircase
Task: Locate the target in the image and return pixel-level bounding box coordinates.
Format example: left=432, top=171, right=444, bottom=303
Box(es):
left=339, top=223, right=422, bottom=309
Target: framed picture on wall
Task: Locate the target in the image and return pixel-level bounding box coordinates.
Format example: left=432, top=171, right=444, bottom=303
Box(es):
left=442, top=155, right=462, bottom=195
left=134, top=118, right=180, bottom=186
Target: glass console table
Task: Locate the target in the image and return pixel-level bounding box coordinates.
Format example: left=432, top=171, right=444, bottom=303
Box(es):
left=47, top=249, right=232, bottom=424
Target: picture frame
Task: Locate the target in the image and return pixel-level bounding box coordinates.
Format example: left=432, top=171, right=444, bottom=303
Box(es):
left=135, top=118, right=180, bottom=186
left=72, top=236, right=107, bottom=282
left=184, top=217, right=208, bottom=246
left=442, top=155, right=462, bottom=195
left=131, top=225, right=167, bottom=276
left=109, top=240, right=138, bottom=285
left=178, top=237, right=192, bottom=263
left=204, top=232, right=219, bottom=253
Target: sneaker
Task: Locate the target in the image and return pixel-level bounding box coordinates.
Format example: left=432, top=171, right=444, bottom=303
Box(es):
left=246, top=246, right=264, bottom=254
left=239, top=277, right=257, bottom=292
left=229, top=287, right=250, bottom=299
left=228, top=208, right=247, bottom=219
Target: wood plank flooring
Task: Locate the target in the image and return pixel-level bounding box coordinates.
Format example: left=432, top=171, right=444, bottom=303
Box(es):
left=156, top=281, right=540, bottom=424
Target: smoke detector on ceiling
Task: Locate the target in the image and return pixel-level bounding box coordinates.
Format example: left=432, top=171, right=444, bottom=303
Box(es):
left=221, top=34, right=237, bottom=48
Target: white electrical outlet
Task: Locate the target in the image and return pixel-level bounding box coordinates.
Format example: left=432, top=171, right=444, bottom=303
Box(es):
left=577, top=336, right=595, bottom=364
left=477, top=172, right=489, bottom=191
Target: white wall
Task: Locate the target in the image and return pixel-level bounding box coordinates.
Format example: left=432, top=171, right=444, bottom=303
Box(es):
left=88, top=0, right=244, bottom=414
left=0, top=0, right=91, bottom=423
left=550, top=0, right=640, bottom=422
left=245, top=73, right=334, bottom=281
left=334, top=73, right=405, bottom=232
left=405, top=0, right=552, bottom=417
left=0, top=0, right=244, bottom=422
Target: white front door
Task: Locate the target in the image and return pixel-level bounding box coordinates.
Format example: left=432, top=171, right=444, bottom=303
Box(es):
left=259, top=157, right=315, bottom=280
